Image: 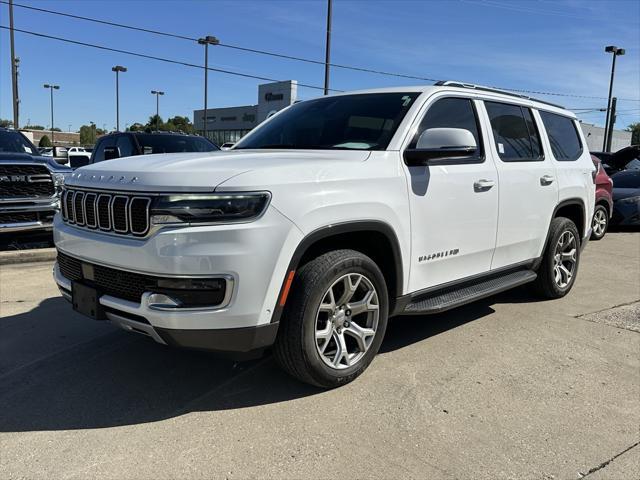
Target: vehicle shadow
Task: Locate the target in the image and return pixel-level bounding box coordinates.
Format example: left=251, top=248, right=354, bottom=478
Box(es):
left=0, top=287, right=539, bottom=433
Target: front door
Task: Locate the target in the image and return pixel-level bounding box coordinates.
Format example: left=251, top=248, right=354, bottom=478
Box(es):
left=402, top=95, right=499, bottom=293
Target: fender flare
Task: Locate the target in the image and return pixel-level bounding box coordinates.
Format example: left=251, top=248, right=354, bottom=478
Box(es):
left=270, top=220, right=404, bottom=324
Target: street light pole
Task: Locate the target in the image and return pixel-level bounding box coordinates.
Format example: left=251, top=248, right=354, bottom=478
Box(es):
left=603, top=45, right=625, bottom=152
left=112, top=65, right=127, bottom=131
left=151, top=90, right=164, bottom=131
left=323, top=0, right=333, bottom=95
left=43, top=84, right=60, bottom=144
left=197, top=35, right=219, bottom=140
left=9, top=0, right=20, bottom=128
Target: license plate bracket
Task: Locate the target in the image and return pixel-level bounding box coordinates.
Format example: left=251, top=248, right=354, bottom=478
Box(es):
left=72, top=281, right=106, bottom=320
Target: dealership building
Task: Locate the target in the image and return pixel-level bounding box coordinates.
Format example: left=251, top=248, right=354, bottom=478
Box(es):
left=194, top=80, right=298, bottom=145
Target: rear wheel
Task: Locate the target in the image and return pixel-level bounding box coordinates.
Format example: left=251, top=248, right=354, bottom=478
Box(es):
left=591, top=204, right=608, bottom=240
left=532, top=217, right=581, bottom=299
left=274, top=249, right=388, bottom=388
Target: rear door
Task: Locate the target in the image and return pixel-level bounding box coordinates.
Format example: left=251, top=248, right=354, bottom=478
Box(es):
left=480, top=101, right=558, bottom=269
left=402, top=95, right=499, bottom=293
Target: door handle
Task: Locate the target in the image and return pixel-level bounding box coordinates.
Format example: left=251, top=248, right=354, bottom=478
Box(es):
left=473, top=179, right=495, bottom=192
left=540, top=175, right=555, bottom=186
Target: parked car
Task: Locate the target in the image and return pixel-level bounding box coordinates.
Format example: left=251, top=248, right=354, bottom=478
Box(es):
left=610, top=170, right=640, bottom=227
left=53, top=82, right=595, bottom=387
left=38, top=147, right=53, bottom=156
left=0, top=128, right=70, bottom=234
left=220, top=142, right=235, bottom=150
left=591, top=155, right=613, bottom=240
left=87, top=131, right=219, bottom=165
left=592, top=145, right=640, bottom=175
left=66, top=146, right=92, bottom=169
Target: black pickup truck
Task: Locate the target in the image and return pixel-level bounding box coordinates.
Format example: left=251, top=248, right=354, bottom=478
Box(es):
left=0, top=128, right=70, bottom=234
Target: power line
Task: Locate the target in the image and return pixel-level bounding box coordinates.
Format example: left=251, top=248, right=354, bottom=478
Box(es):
left=3, top=0, right=639, bottom=102
left=0, top=0, right=438, bottom=83
left=0, top=25, right=343, bottom=93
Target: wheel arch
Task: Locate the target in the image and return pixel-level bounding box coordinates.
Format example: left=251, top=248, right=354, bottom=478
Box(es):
left=553, top=198, right=587, bottom=240
left=270, top=220, right=404, bottom=324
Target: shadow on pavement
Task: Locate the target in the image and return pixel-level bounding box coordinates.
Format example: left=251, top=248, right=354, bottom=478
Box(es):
left=0, top=286, right=539, bottom=433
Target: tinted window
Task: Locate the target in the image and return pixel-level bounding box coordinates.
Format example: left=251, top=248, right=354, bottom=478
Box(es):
left=410, top=97, right=482, bottom=160
left=92, top=136, right=116, bottom=163
left=539, top=111, right=582, bottom=161
left=0, top=131, right=37, bottom=154
left=116, top=135, right=135, bottom=158
left=235, top=93, right=420, bottom=151
left=134, top=134, right=218, bottom=154
left=485, top=102, right=543, bottom=161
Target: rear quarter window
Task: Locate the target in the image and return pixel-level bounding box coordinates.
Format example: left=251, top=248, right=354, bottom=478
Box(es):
left=539, top=111, right=583, bottom=161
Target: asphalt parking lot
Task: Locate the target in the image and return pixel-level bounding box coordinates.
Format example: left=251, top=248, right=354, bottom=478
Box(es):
left=1, top=232, right=638, bottom=479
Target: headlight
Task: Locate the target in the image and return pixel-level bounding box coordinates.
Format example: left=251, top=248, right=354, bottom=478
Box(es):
left=150, top=192, right=271, bottom=225
left=619, top=195, right=640, bottom=205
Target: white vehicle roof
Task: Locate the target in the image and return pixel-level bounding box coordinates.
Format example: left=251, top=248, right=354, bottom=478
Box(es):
left=329, top=81, right=574, bottom=118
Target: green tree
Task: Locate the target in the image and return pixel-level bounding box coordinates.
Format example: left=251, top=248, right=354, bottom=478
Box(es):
left=23, top=124, right=45, bottom=130
left=627, top=123, right=640, bottom=145
left=0, top=119, right=13, bottom=128
left=39, top=135, right=52, bottom=147
left=79, top=125, right=94, bottom=144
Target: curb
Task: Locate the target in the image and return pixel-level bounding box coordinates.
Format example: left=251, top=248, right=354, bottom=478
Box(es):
left=0, top=248, right=57, bottom=266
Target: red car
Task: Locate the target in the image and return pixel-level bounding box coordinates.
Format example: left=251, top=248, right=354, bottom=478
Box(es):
left=591, top=154, right=613, bottom=240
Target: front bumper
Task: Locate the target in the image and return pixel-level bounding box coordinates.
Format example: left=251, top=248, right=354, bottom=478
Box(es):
left=53, top=206, right=303, bottom=354
left=611, top=200, right=640, bottom=226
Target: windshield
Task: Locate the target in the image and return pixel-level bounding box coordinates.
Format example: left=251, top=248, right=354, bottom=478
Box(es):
left=134, top=134, right=219, bottom=154
left=234, top=92, right=420, bottom=151
left=0, top=131, right=38, bottom=155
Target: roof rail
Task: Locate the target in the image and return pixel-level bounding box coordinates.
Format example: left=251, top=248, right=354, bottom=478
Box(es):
left=434, top=80, right=565, bottom=109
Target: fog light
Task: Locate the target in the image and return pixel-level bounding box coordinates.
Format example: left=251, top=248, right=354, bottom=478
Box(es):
left=147, top=278, right=227, bottom=308
left=147, top=293, right=182, bottom=309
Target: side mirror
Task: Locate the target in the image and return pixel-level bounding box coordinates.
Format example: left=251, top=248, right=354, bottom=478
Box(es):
left=103, top=146, right=120, bottom=161
left=404, top=128, right=478, bottom=166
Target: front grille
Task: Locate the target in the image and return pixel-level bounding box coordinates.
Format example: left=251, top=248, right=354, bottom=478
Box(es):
left=62, top=188, right=151, bottom=237
left=0, top=212, right=38, bottom=223
left=0, top=164, right=54, bottom=198
left=57, top=251, right=227, bottom=306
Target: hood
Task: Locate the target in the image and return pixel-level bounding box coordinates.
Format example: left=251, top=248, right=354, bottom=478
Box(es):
left=607, top=145, right=640, bottom=168
left=0, top=152, right=71, bottom=172
left=66, top=149, right=371, bottom=192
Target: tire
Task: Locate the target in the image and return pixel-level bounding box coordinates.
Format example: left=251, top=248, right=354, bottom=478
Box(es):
left=532, top=217, right=581, bottom=299
left=590, top=204, right=608, bottom=241
left=274, top=249, right=389, bottom=388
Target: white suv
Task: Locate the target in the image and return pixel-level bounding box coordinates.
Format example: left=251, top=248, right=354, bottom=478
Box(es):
left=53, top=82, right=595, bottom=387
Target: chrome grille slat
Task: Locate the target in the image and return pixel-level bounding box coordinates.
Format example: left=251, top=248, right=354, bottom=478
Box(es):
left=62, top=188, right=151, bottom=237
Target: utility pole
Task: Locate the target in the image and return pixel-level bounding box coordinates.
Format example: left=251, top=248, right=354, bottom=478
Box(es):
left=603, top=45, right=625, bottom=151
left=198, top=36, right=219, bottom=139
left=151, top=90, right=164, bottom=131
left=112, top=65, right=127, bottom=131
left=605, top=97, right=617, bottom=153
left=323, top=0, right=332, bottom=95
left=43, top=84, right=60, bottom=144
left=9, top=0, right=20, bottom=128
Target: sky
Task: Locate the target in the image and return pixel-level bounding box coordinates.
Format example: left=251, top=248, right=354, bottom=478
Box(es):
left=1, top=0, right=639, bottom=132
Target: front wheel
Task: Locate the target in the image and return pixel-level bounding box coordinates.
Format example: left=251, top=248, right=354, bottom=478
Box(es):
left=274, top=249, right=388, bottom=388
left=591, top=205, right=608, bottom=240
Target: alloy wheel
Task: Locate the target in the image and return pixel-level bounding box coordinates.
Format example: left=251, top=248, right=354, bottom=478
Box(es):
left=553, top=230, right=577, bottom=288
left=314, top=273, right=379, bottom=369
left=592, top=209, right=607, bottom=237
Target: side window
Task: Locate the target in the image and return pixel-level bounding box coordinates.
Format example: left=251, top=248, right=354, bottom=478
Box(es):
left=92, top=136, right=115, bottom=163
left=410, top=97, right=483, bottom=160
left=116, top=135, right=135, bottom=158
left=485, top=101, right=543, bottom=162
left=539, top=111, right=583, bottom=161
